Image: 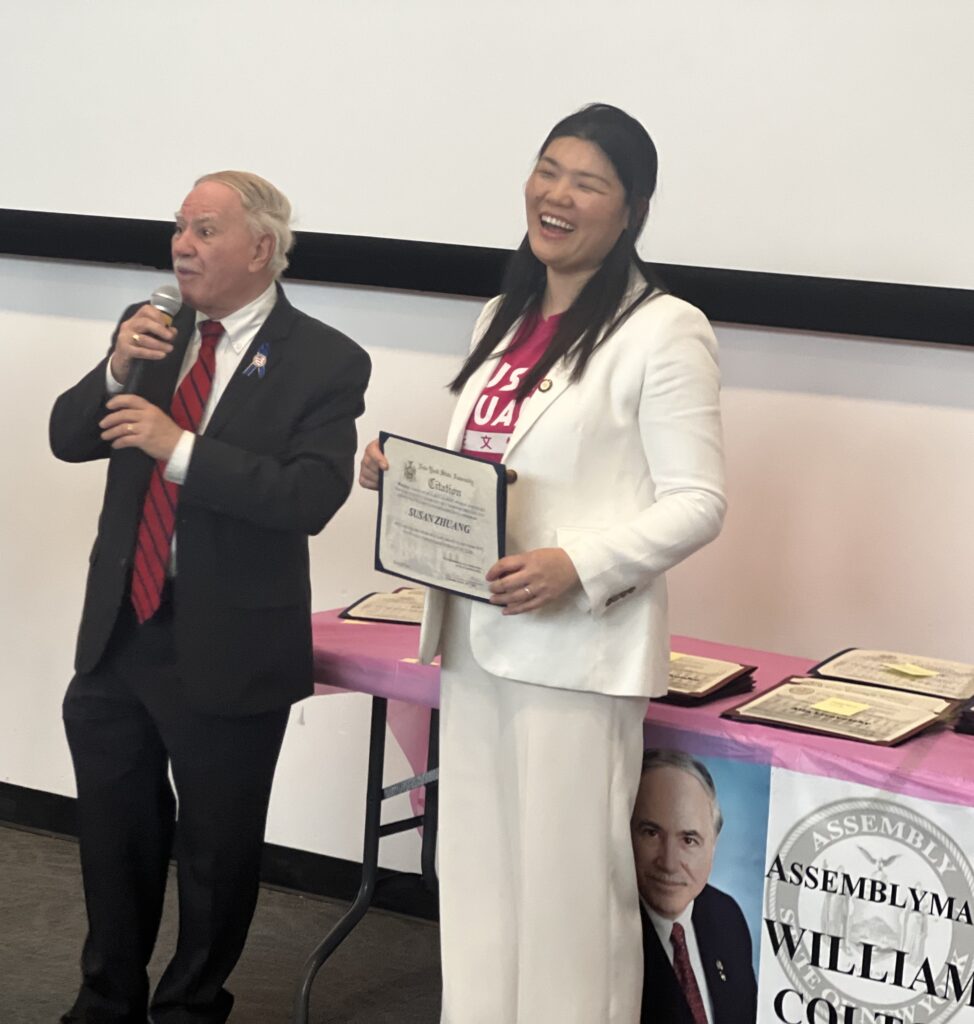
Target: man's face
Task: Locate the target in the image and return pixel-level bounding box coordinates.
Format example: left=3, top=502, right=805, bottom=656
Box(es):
left=631, top=766, right=717, bottom=920
left=171, top=181, right=272, bottom=319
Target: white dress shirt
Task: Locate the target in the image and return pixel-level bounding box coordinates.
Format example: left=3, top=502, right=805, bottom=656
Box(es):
left=106, top=282, right=278, bottom=571
left=644, top=899, right=715, bottom=1024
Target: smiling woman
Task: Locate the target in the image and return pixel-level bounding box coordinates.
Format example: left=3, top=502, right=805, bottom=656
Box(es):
left=359, top=102, right=726, bottom=1023
left=524, top=137, right=631, bottom=284
left=447, top=104, right=664, bottom=404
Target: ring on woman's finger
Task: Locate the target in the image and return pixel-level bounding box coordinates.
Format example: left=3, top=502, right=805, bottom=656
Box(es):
left=127, top=423, right=134, bottom=434
left=132, top=332, right=141, bottom=344
left=523, top=585, right=532, bottom=598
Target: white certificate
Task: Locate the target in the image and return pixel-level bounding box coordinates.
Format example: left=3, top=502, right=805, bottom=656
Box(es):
left=724, top=676, right=956, bottom=745
left=667, top=653, right=755, bottom=698
left=341, top=588, right=426, bottom=625
left=813, top=648, right=974, bottom=700
left=375, top=433, right=507, bottom=601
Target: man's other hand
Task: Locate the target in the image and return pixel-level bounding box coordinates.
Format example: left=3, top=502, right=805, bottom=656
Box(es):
left=101, top=395, right=184, bottom=461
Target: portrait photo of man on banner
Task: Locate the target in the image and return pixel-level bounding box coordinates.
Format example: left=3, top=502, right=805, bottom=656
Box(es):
left=632, top=745, right=770, bottom=1023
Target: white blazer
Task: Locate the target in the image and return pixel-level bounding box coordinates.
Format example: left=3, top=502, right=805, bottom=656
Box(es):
left=418, top=283, right=726, bottom=699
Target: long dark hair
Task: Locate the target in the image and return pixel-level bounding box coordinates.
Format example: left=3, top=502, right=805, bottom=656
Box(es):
left=450, top=103, right=664, bottom=400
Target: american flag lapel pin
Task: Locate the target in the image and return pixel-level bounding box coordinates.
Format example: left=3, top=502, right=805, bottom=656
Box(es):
left=243, top=342, right=270, bottom=379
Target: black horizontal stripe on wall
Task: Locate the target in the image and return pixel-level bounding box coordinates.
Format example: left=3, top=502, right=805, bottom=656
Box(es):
left=1, top=208, right=970, bottom=346
left=0, top=781, right=437, bottom=920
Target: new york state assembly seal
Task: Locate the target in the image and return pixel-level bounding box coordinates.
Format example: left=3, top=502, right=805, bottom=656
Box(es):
left=763, top=797, right=974, bottom=1024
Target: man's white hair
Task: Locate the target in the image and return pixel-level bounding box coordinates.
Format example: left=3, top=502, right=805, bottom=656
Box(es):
left=195, top=170, right=294, bottom=278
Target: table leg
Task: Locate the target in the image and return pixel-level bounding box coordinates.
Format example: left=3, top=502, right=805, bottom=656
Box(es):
left=292, top=699, right=441, bottom=1022
left=292, top=696, right=388, bottom=1023
left=420, top=708, right=439, bottom=894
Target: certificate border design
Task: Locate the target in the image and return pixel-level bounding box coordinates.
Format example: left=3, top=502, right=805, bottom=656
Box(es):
left=374, top=431, right=507, bottom=603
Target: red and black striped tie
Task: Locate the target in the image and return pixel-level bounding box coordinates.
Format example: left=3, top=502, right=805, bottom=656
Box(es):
left=130, top=320, right=224, bottom=623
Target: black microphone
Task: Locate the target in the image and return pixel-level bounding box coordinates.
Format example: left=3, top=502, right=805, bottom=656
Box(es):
left=124, top=284, right=183, bottom=394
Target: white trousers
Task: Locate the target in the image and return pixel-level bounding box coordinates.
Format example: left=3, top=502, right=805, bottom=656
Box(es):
left=438, top=599, right=649, bottom=1024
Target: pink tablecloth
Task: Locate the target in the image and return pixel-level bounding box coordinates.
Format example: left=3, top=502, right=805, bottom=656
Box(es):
left=312, top=610, right=974, bottom=807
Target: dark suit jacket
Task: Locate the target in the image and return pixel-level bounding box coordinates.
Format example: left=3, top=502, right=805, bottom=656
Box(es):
left=50, top=285, right=371, bottom=715
left=641, top=884, right=757, bottom=1024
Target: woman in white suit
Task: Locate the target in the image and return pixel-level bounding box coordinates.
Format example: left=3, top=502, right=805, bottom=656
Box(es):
left=360, top=103, right=725, bottom=1023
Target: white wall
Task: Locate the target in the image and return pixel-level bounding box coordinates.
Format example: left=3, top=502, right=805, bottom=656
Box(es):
left=3, top=1, right=973, bottom=287
left=2, top=255, right=973, bottom=871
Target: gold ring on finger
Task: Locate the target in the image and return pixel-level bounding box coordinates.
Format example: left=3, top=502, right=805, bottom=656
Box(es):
left=127, top=423, right=134, bottom=433
left=523, top=585, right=532, bottom=598
left=132, top=333, right=141, bottom=344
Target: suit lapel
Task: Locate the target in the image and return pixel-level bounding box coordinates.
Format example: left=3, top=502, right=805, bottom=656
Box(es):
left=503, top=358, right=573, bottom=459
left=505, top=279, right=652, bottom=458
left=693, top=891, right=727, bottom=1021
left=449, top=272, right=654, bottom=455
left=640, top=905, right=692, bottom=1024
left=140, top=305, right=195, bottom=409
left=446, top=319, right=574, bottom=459
left=203, top=286, right=298, bottom=439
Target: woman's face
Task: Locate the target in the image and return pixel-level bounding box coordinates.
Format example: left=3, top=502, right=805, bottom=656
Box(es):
left=524, top=135, right=630, bottom=278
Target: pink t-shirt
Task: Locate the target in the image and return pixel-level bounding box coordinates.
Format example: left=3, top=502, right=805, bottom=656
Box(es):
left=460, top=312, right=561, bottom=463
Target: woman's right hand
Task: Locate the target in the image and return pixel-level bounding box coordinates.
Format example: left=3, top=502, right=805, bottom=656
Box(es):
left=358, top=438, right=389, bottom=490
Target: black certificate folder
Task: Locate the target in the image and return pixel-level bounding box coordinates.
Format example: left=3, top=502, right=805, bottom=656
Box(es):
left=374, top=432, right=508, bottom=603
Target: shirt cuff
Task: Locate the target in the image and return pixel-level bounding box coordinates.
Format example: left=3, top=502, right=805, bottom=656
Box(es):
left=164, top=431, right=195, bottom=484
left=105, top=360, right=125, bottom=395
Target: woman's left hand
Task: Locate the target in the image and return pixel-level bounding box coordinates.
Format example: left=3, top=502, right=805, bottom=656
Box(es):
left=486, top=548, right=580, bottom=615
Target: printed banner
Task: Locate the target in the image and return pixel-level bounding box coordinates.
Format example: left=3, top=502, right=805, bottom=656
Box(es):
left=760, top=769, right=974, bottom=1024
left=636, top=740, right=770, bottom=1019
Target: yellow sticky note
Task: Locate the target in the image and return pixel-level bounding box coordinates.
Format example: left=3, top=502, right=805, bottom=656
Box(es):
left=884, top=662, right=938, bottom=678
left=670, top=652, right=685, bottom=661
left=812, top=697, right=870, bottom=716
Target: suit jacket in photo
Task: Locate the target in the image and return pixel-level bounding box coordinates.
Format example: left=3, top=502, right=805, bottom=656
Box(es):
left=640, top=885, right=757, bottom=1024
left=50, top=285, right=371, bottom=715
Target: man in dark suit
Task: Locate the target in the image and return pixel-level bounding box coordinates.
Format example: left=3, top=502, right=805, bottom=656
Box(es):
left=631, top=749, right=757, bottom=1024
left=50, top=171, right=371, bottom=1024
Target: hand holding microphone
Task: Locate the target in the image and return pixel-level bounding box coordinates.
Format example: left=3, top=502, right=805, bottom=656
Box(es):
left=110, top=284, right=182, bottom=390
